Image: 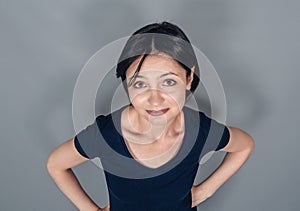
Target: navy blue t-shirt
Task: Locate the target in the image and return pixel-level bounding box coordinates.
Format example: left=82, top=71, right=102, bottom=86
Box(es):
left=74, top=105, right=230, bottom=211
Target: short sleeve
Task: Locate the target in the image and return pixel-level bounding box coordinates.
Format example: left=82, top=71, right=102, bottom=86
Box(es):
left=73, top=116, right=103, bottom=159
left=200, top=112, right=231, bottom=153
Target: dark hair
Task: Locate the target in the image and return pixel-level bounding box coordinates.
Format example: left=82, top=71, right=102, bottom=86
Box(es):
left=116, top=21, right=200, bottom=97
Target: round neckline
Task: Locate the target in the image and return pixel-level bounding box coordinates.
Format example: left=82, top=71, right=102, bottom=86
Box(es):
left=116, top=105, right=188, bottom=171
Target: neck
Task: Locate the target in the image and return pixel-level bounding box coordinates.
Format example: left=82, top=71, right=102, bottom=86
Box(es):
left=132, top=108, right=184, bottom=142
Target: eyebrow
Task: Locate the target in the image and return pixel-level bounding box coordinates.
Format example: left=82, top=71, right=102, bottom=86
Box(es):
left=128, top=72, right=179, bottom=81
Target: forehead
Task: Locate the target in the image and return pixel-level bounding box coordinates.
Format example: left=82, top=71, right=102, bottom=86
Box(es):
left=126, top=54, right=186, bottom=78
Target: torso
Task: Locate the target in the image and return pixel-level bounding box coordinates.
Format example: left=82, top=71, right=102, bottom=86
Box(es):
left=120, top=106, right=185, bottom=169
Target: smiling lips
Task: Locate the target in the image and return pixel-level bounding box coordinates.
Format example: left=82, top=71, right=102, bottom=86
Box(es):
left=146, top=108, right=169, bottom=116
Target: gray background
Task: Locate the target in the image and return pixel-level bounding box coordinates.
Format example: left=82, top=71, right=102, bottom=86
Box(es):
left=1, top=0, right=299, bottom=210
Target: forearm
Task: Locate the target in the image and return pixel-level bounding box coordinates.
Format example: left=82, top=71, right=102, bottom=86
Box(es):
left=199, top=146, right=254, bottom=196
left=48, top=168, right=100, bottom=211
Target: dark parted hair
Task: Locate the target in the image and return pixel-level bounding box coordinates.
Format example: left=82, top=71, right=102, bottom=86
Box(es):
left=116, top=21, right=200, bottom=96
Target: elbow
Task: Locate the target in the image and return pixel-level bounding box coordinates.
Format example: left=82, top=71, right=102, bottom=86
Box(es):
left=246, top=135, right=255, bottom=155
left=46, top=153, right=55, bottom=174
left=46, top=152, right=63, bottom=175
left=239, top=128, right=255, bottom=154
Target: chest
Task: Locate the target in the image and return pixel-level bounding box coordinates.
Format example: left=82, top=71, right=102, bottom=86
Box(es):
left=122, top=132, right=184, bottom=169
left=104, top=159, right=199, bottom=203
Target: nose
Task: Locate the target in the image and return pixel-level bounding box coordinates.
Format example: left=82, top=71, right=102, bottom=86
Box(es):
left=148, top=89, right=165, bottom=106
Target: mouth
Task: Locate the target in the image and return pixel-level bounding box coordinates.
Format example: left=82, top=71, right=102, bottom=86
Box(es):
left=146, top=108, right=169, bottom=116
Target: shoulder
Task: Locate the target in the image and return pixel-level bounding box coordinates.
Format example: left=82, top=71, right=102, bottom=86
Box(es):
left=183, top=106, right=213, bottom=127
left=95, top=106, right=126, bottom=127
left=95, top=113, right=111, bottom=127
left=94, top=106, right=129, bottom=140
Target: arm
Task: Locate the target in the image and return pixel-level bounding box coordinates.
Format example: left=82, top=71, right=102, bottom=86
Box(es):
left=46, top=138, right=108, bottom=211
left=191, top=126, right=255, bottom=208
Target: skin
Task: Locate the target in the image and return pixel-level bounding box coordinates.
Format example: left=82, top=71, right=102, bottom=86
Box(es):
left=46, top=54, right=255, bottom=210
left=120, top=53, right=194, bottom=168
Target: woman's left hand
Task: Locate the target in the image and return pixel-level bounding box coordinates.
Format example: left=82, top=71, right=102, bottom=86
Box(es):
left=190, top=185, right=213, bottom=208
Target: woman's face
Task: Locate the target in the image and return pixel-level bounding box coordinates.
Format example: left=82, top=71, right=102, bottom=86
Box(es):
left=125, top=54, right=194, bottom=124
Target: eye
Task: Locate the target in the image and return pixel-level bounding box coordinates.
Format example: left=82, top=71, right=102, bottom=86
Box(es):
left=133, top=81, right=147, bottom=88
left=162, top=79, right=177, bottom=86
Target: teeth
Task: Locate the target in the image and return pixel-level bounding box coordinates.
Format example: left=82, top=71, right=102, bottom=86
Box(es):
left=147, top=109, right=168, bottom=116
left=150, top=110, right=161, bottom=113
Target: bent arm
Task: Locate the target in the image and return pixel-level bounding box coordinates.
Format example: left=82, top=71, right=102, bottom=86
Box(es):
left=191, top=126, right=255, bottom=207
left=46, top=138, right=101, bottom=211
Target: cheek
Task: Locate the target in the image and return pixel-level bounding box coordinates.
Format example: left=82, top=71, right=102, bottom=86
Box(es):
left=163, top=83, right=187, bottom=104
left=167, top=90, right=186, bottom=108
left=128, top=89, right=146, bottom=104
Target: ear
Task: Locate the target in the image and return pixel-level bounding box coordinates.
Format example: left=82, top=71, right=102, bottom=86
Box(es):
left=186, top=66, right=195, bottom=90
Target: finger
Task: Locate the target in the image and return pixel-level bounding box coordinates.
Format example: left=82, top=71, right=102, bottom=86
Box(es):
left=191, top=202, right=197, bottom=208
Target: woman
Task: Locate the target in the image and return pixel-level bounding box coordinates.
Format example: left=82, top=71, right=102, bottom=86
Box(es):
left=47, top=22, right=255, bottom=211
